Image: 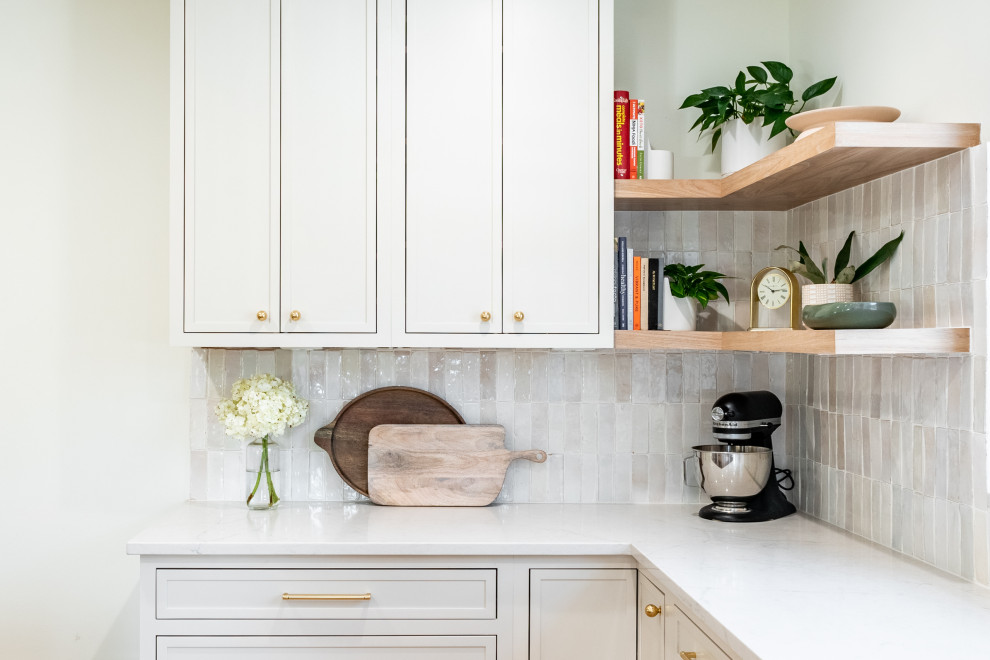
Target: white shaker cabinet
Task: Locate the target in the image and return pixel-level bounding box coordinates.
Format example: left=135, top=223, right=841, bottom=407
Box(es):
left=638, top=572, right=666, bottom=658
left=529, top=568, right=637, bottom=660
left=172, top=0, right=386, bottom=346
left=664, top=605, right=733, bottom=660
left=181, top=0, right=279, bottom=334
left=394, top=0, right=614, bottom=348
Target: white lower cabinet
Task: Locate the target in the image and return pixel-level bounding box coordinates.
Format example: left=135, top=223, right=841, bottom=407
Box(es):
left=140, top=557, right=738, bottom=660
left=529, top=568, right=637, bottom=660
left=664, top=605, right=732, bottom=660
left=638, top=573, right=666, bottom=659
left=157, top=636, right=496, bottom=659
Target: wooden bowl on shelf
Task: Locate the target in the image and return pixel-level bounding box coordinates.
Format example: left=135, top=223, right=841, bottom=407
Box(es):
left=786, top=106, right=901, bottom=141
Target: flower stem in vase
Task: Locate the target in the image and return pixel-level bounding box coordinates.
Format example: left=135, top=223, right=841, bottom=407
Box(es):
left=263, top=436, right=279, bottom=507
left=246, top=435, right=266, bottom=507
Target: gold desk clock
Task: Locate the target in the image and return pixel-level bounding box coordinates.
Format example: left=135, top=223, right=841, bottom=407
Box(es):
left=749, top=266, right=802, bottom=330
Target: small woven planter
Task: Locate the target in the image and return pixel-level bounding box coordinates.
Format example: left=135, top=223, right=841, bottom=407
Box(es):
left=802, top=284, right=854, bottom=306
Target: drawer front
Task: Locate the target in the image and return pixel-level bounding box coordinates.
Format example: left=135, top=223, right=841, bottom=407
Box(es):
left=157, top=636, right=497, bottom=659
left=156, top=569, right=496, bottom=620
left=665, top=605, right=731, bottom=660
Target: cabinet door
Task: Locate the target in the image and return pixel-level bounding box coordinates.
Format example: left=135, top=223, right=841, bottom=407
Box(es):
left=404, top=0, right=501, bottom=334
left=502, top=0, right=599, bottom=334
left=158, top=636, right=496, bottom=659
left=529, top=568, right=636, bottom=660
left=184, top=0, right=279, bottom=332
left=281, top=0, right=377, bottom=333
left=638, top=573, right=665, bottom=659
left=664, top=605, right=732, bottom=660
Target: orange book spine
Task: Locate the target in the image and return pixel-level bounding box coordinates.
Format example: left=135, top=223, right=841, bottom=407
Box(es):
left=632, top=256, right=642, bottom=330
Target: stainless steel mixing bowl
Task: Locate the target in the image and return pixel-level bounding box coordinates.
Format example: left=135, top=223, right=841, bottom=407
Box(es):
left=691, top=445, right=773, bottom=500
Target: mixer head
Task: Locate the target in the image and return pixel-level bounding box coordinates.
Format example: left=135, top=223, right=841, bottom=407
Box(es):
left=711, top=390, right=782, bottom=445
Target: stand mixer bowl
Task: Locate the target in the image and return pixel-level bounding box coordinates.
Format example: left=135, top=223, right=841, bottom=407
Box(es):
left=692, top=445, right=773, bottom=508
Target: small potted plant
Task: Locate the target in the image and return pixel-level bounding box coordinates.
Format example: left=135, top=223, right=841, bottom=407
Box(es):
left=776, top=230, right=904, bottom=305
left=680, top=61, right=837, bottom=176
left=663, top=263, right=730, bottom=331
left=215, top=374, right=309, bottom=510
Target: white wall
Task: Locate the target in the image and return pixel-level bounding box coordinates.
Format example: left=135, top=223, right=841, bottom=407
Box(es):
left=0, top=1, right=188, bottom=658
left=614, top=0, right=790, bottom=179
left=789, top=0, right=990, bottom=130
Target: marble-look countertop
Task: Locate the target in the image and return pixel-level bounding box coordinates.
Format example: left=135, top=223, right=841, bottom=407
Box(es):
left=128, top=502, right=990, bottom=659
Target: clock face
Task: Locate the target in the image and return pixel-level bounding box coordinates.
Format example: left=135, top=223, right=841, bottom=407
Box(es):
left=757, top=271, right=791, bottom=310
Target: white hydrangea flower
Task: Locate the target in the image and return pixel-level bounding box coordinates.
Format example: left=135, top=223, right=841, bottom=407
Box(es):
left=214, top=373, right=309, bottom=440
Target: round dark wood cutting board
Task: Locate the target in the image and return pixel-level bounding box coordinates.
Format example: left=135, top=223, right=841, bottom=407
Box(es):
left=314, top=386, right=464, bottom=496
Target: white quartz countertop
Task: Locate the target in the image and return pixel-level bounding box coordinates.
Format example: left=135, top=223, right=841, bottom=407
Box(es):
left=128, top=502, right=990, bottom=659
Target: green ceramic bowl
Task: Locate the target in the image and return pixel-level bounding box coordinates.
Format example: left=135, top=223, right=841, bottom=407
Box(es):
left=802, top=302, right=897, bottom=330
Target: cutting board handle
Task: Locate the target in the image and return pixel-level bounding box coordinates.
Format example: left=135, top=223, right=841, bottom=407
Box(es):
left=510, top=449, right=548, bottom=464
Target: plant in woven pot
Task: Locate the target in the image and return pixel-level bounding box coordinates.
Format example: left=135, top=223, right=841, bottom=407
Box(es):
left=775, top=230, right=904, bottom=305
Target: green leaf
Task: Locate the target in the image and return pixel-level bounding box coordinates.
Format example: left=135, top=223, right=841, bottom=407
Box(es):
left=821, top=258, right=828, bottom=281
left=702, top=86, right=732, bottom=98
left=690, top=113, right=706, bottom=132
left=679, top=93, right=708, bottom=109
left=835, top=265, right=856, bottom=284
left=762, top=61, right=793, bottom=84
left=834, top=231, right=855, bottom=278
left=801, top=76, right=837, bottom=102
left=713, top=281, right=730, bottom=304
left=799, top=242, right=826, bottom=281
left=768, top=115, right=789, bottom=138
left=852, top=231, right=905, bottom=283
left=746, top=65, right=767, bottom=84
left=734, top=71, right=746, bottom=94
left=710, top=127, right=722, bottom=153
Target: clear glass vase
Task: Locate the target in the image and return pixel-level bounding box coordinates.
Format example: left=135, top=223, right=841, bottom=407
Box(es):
left=245, top=435, right=281, bottom=510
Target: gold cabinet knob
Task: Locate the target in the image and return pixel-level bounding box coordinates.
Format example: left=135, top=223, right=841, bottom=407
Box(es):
left=644, top=604, right=661, bottom=617
left=513, top=311, right=524, bottom=322
left=679, top=653, right=697, bottom=660
left=256, top=310, right=268, bottom=321
left=480, top=311, right=492, bottom=322
left=290, top=310, right=301, bottom=322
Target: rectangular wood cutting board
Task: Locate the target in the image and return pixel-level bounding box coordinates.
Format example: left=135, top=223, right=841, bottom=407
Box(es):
left=367, top=424, right=547, bottom=506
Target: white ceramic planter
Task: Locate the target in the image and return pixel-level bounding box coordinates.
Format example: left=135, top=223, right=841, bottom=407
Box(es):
left=802, top=283, right=855, bottom=306
left=662, top=277, right=699, bottom=331
left=720, top=117, right=787, bottom=177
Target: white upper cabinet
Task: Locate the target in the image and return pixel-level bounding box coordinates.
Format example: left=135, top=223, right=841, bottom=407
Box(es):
left=183, top=0, right=279, bottom=334
left=396, top=0, right=614, bottom=348
left=280, top=0, right=378, bottom=334
left=172, top=0, right=612, bottom=348
left=173, top=0, right=385, bottom=346
left=404, top=0, right=501, bottom=335
left=502, top=0, right=600, bottom=335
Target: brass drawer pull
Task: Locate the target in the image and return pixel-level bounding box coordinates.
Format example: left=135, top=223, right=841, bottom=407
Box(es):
left=679, top=652, right=697, bottom=660
left=644, top=603, right=661, bottom=617
left=282, top=593, right=371, bottom=601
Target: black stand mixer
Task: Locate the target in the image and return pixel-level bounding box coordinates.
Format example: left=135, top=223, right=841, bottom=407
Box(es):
left=696, top=390, right=795, bottom=523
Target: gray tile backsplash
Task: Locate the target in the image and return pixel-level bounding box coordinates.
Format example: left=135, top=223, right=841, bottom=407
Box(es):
left=188, top=144, right=990, bottom=587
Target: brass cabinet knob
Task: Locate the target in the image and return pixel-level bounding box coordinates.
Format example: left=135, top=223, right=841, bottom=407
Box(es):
left=644, top=604, right=661, bottom=617
left=480, top=311, right=492, bottom=322
left=513, top=311, right=524, bottom=322
left=256, top=310, right=268, bottom=321
left=679, top=653, right=697, bottom=660
left=290, top=310, right=301, bottom=322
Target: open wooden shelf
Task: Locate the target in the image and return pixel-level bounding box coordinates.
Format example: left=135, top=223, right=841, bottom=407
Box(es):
left=614, top=328, right=970, bottom=355
left=615, top=122, right=980, bottom=211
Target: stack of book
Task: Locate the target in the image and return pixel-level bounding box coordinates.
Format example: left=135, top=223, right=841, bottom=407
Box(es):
left=613, top=91, right=645, bottom=179
left=614, top=237, right=663, bottom=330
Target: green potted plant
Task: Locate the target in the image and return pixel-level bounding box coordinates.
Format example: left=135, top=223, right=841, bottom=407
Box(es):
left=663, top=263, right=730, bottom=331
left=775, top=230, right=904, bottom=305
left=680, top=61, right=837, bottom=176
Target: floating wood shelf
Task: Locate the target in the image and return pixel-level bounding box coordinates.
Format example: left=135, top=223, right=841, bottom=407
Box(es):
left=614, top=328, right=970, bottom=355
left=615, top=122, right=981, bottom=211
